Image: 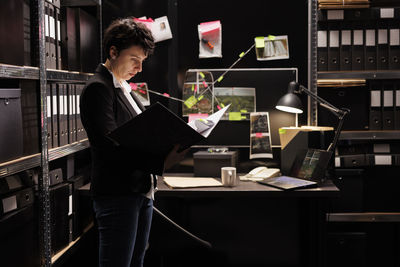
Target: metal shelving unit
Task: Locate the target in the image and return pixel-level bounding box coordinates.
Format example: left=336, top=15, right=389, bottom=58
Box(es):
left=339, top=130, right=400, bottom=141
left=0, top=140, right=89, bottom=179
left=0, top=63, right=93, bottom=82
left=318, top=70, right=400, bottom=80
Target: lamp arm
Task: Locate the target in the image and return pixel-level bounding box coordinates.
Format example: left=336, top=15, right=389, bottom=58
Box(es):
left=297, top=84, right=349, bottom=153
left=298, top=85, right=345, bottom=117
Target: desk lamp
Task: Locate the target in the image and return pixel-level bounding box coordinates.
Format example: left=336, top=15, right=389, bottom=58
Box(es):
left=276, top=81, right=350, bottom=154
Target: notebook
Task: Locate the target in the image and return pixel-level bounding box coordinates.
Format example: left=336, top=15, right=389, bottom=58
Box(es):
left=257, top=175, right=317, bottom=190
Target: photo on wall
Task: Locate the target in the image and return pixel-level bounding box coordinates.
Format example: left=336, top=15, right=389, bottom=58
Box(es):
left=213, top=87, right=255, bottom=120
left=250, top=112, right=273, bottom=159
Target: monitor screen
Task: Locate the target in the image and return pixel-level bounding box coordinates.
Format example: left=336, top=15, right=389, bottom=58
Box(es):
left=182, top=68, right=298, bottom=147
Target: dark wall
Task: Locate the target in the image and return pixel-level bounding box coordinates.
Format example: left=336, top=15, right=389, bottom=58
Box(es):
left=102, top=0, right=309, bottom=122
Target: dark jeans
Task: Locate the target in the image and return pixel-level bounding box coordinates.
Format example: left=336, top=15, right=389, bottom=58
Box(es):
left=93, top=193, right=153, bottom=267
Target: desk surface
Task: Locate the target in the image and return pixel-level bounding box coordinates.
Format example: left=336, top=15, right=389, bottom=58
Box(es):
left=157, top=174, right=339, bottom=198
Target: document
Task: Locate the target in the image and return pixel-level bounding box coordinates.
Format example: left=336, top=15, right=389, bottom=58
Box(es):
left=163, top=176, right=223, bottom=188
left=108, top=102, right=230, bottom=157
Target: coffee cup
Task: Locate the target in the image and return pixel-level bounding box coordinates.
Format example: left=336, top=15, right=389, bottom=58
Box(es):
left=221, top=167, right=237, bottom=187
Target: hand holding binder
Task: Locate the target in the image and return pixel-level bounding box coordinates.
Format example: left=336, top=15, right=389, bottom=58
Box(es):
left=107, top=102, right=230, bottom=158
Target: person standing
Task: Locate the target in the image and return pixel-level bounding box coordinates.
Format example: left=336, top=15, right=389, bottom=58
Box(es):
left=80, top=18, right=185, bottom=267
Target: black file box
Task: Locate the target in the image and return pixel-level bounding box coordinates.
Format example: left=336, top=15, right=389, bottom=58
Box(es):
left=377, top=23, right=389, bottom=70
left=78, top=8, right=99, bottom=73
left=331, top=168, right=364, bottom=212
left=61, top=7, right=80, bottom=71
left=193, top=151, right=238, bottom=177
left=0, top=203, right=40, bottom=267
left=369, top=81, right=383, bottom=130
left=0, top=0, right=31, bottom=66
left=318, top=86, right=369, bottom=130
left=0, top=88, right=23, bottom=163
left=340, top=29, right=352, bottom=71
left=20, top=81, right=40, bottom=156
left=50, top=182, right=70, bottom=255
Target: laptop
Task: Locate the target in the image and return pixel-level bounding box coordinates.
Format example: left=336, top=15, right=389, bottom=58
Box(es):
left=257, top=175, right=317, bottom=190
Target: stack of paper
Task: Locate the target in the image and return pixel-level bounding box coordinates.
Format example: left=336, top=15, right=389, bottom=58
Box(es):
left=163, top=176, right=222, bottom=188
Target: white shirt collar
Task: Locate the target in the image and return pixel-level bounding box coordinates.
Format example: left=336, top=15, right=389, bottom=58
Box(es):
left=102, top=64, right=131, bottom=94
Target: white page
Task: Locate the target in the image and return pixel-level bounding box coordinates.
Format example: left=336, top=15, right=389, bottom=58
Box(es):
left=187, top=104, right=231, bottom=137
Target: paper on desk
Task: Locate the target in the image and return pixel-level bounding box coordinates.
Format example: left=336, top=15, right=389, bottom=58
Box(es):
left=163, top=176, right=223, bottom=188
left=187, top=104, right=231, bottom=137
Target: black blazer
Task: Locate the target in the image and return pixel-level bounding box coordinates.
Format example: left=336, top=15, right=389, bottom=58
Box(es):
left=80, top=64, right=164, bottom=197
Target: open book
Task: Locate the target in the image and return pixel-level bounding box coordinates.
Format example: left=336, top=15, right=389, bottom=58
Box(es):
left=108, top=102, right=230, bottom=158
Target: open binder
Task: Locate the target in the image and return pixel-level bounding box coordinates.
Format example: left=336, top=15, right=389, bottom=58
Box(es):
left=108, top=102, right=230, bottom=158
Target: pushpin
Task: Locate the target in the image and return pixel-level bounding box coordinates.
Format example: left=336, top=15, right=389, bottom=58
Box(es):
left=201, top=38, right=214, bottom=49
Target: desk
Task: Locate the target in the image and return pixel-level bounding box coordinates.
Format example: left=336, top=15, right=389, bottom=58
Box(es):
left=148, top=175, right=339, bottom=267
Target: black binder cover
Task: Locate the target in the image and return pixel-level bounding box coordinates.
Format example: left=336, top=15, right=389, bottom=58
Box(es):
left=377, top=24, right=389, bottom=70
left=340, top=29, right=352, bottom=71
left=108, top=102, right=205, bottom=158
left=318, top=27, right=328, bottom=71
left=369, top=81, right=382, bottom=130
left=382, top=83, right=395, bottom=130
left=51, top=83, right=59, bottom=147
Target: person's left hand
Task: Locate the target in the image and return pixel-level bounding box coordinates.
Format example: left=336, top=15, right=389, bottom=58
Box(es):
left=164, top=144, right=189, bottom=170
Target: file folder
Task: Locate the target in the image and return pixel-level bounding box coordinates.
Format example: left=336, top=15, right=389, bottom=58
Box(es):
left=67, top=84, right=76, bottom=144
left=51, top=83, right=59, bottom=147
left=382, top=83, right=394, bottom=130
left=369, top=82, right=382, bottom=130
left=76, top=84, right=85, bottom=141
left=72, top=84, right=77, bottom=142
left=55, top=7, right=62, bottom=70
left=365, top=29, right=377, bottom=70
left=108, top=102, right=229, bottom=159
left=389, top=28, right=400, bottom=70
left=377, top=27, right=389, bottom=70
left=48, top=4, right=57, bottom=69
left=46, top=83, right=53, bottom=148
left=352, top=27, right=364, bottom=70
left=318, top=29, right=328, bottom=71
left=45, top=3, right=51, bottom=69
left=395, top=87, right=400, bottom=129
left=340, top=29, right=352, bottom=70
left=328, top=30, right=340, bottom=70
left=58, top=83, right=68, bottom=146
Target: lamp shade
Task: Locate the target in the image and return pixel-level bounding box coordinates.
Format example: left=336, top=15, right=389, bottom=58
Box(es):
left=275, top=92, right=303, bottom=114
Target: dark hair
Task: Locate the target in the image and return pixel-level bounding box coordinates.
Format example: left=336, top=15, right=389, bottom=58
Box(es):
left=103, top=17, right=155, bottom=59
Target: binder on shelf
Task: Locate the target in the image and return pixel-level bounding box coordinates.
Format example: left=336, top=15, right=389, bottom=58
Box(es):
left=340, top=29, right=352, bottom=70
left=382, top=83, right=394, bottom=130
left=318, top=29, right=328, bottom=71
left=55, top=7, right=62, bottom=70
left=75, top=84, right=84, bottom=141
left=369, top=81, right=382, bottom=130
left=72, top=84, right=78, bottom=142
left=389, top=27, right=400, bottom=70
left=58, top=83, right=68, bottom=146
left=47, top=83, right=53, bottom=148
left=328, top=30, right=340, bottom=70
left=67, top=84, right=77, bottom=144
left=45, top=3, right=51, bottom=69
left=351, top=27, right=365, bottom=70
left=377, top=26, right=389, bottom=70
left=108, top=102, right=229, bottom=159
left=51, top=83, right=59, bottom=148
left=365, top=28, right=377, bottom=70
left=395, top=85, right=400, bottom=129
left=48, top=4, right=57, bottom=69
